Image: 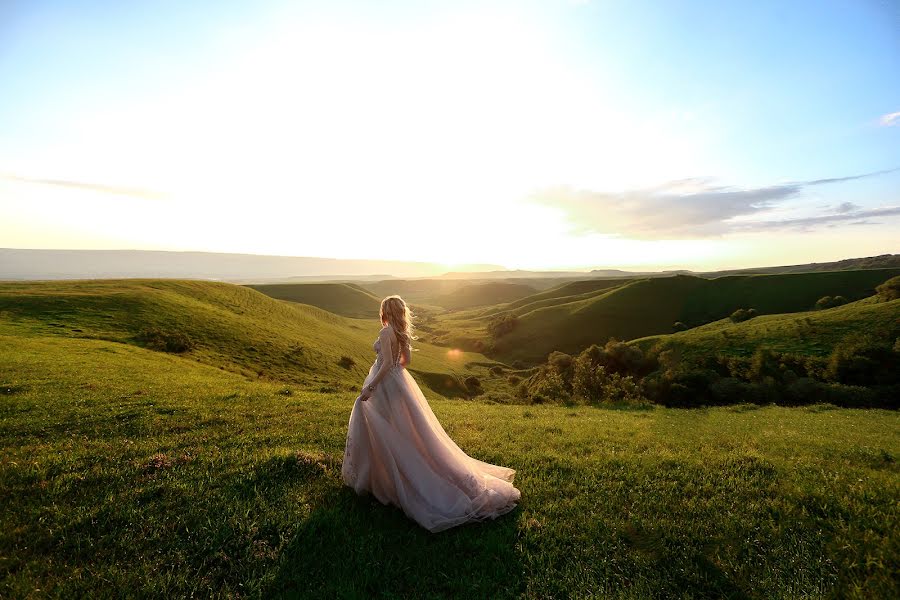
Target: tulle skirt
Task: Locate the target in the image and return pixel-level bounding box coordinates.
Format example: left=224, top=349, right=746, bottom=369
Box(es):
left=342, top=362, right=521, bottom=533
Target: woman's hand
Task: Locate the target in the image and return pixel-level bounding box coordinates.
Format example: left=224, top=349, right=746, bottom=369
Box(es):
left=359, top=388, right=371, bottom=402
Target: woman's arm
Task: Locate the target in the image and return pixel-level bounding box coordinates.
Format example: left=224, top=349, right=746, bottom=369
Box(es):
left=360, top=327, right=394, bottom=400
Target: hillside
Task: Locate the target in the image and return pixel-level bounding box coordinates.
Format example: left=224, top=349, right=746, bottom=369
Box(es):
left=630, top=294, right=900, bottom=361
left=430, top=282, right=538, bottom=310
left=247, top=282, right=381, bottom=318
left=443, top=268, right=900, bottom=364
left=476, top=279, right=630, bottom=318
left=2, top=324, right=897, bottom=597
left=0, top=280, right=493, bottom=397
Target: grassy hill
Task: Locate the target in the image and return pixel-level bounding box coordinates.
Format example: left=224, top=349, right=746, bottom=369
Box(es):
left=247, top=282, right=381, bottom=318
left=475, top=278, right=629, bottom=318
left=436, top=268, right=900, bottom=364
left=0, top=280, right=493, bottom=398
left=2, top=324, right=897, bottom=597
left=430, top=282, right=538, bottom=310
left=630, top=294, right=900, bottom=361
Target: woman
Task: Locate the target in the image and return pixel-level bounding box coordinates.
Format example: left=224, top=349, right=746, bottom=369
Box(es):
left=342, top=295, right=521, bottom=533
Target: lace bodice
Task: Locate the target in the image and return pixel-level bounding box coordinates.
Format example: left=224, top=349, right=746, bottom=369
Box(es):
left=374, top=329, right=405, bottom=369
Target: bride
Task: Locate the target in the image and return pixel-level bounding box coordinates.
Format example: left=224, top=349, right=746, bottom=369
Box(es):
left=341, top=295, right=521, bottom=533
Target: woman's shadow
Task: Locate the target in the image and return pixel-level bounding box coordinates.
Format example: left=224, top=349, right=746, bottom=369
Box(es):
left=262, top=451, right=524, bottom=599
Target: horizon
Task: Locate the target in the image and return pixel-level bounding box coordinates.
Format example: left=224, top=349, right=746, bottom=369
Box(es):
left=2, top=0, right=899, bottom=271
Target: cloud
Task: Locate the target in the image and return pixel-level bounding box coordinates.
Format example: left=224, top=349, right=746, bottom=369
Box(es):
left=527, top=167, right=900, bottom=238
left=834, top=201, right=860, bottom=213
left=730, top=205, right=900, bottom=232
left=880, top=111, right=900, bottom=127
left=0, top=174, right=167, bottom=200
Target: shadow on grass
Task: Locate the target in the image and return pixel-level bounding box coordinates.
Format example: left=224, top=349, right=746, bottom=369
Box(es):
left=264, top=455, right=524, bottom=599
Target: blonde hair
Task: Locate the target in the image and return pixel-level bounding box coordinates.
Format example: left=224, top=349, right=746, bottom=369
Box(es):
left=379, top=295, right=417, bottom=351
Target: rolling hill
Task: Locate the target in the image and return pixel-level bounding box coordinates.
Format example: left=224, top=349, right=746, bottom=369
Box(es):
left=629, top=294, right=900, bottom=361
left=429, top=282, right=538, bottom=310
left=437, top=268, right=900, bottom=364
left=246, top=282, right=382, bottom=318
left=0, top=280, right=494, bottom=397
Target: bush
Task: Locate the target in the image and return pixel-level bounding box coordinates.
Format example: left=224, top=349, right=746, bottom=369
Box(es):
left=507, top=375, right=520, bottom=385
left=464, top=376, right=481, bottom=390
left=730, top=308, right=757, bottom=323
left=875, top=275, right=900, bottom=301
left=136, top=327, right=193, bottom=353
left=672, top=321, right=688, bottom=332
left=825, top=334, right=898, bottom=386
left=572, top=354, right=644, bottom=404
left=814, top=295, right=849, bottom=310
left=338, top=356, right=356, bottom=369
left=487, top=314, right=518, bottom=338
left=489, top=365, right=504, bottom=375
left=580, top=339, right=652, bottom=377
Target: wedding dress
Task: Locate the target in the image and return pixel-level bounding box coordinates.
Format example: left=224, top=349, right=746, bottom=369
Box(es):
left=341, top=325, right=521, bottom=533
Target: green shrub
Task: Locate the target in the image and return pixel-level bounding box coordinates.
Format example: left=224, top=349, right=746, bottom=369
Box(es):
left=136, top=327, right=194, bottom=353
left=825, top=333, right=899, bottom=386
left=338, top=356, right=356, bottom=369
left=875, top=275, right=900, bottom=301
left=814, top=295, right=849, bottom=310
left=487, top=314, right=518, bottom=338
left=730, top=308, right=757, bottom=323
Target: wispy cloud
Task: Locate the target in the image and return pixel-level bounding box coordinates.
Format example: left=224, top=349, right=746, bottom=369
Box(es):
left=528, top=167, right=900, bottom=238
left=880, top=111, right=900, bottom=127
left=0, top=174, right=167, bottom=200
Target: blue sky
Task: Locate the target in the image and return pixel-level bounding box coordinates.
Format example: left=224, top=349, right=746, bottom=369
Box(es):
left=1, top=0, right=898, bottom=270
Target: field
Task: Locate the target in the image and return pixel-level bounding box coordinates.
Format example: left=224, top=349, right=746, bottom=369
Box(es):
left=2, top=276, right=898, bottom=598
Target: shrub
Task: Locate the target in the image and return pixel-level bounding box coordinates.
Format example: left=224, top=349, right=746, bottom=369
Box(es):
left=464, top=376, right=482, bottom=391
left=136, top=327, right=193, bottom=353
left=572, top=354, right=644, bottom=404
left=507, top=375, right=520, bottom=385
left=730, top=308, right=757, bottom=323
left=487, top=314, right=518, bottom=338
left=875, top=275, right=900, bottom=301
left=489, top=365, right=504, bottom=375
left=814, top=295, right=849, bottom=310
left=825, top=334, right=898, bottom=386
left=338, top=356, right=356, bottom=369
left=672, top=321, right=688, bottom=332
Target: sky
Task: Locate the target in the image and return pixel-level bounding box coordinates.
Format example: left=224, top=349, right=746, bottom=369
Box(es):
left=1, top=0, right=898, bottom=272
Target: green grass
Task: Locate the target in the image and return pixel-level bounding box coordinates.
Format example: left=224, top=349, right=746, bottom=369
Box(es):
left=2, top=317, right=899, bottom=597
left=432, top=269, right=900, bottom=364
left=430, top=282, right=538, bottom=310
left=0, top=280, right=494, bottom=398
left=246, top=283, right=382, bottom=318
left=631, top=295, right=900, bottom=361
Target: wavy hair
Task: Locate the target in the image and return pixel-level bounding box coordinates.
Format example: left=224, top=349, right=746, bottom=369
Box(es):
left=379, top=295, right=417, bottom=351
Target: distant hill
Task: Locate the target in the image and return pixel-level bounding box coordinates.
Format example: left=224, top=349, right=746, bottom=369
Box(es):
left=247, top=283, right=381, bottom=318
left=696, top=253, right=900, bottom=276
left=0, top=248, right=503, bottom=281
left=446, top=269, right=900, bottom=363
left=429, top=282, right=538, bottom=310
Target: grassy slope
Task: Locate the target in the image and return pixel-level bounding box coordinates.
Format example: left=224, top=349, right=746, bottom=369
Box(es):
left=1, top=332, right=897, bottom=598
left=246, top=283, right=381, bottom=318
left=430, top=282, right=538, bottom=310
left=0, top=280, right=493, bottom=398
left=475, top=278, right=630, bottom=319
left=630, top=295, right=900, bottom=360
left=459, top=269, right=900, bottom=364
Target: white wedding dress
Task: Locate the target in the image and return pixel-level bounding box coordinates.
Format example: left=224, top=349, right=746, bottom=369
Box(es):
left=341, top=326, right=521, bottom=533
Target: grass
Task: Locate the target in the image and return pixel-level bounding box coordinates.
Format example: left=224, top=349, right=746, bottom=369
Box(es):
left=246, top=283, right=381, bottom=318
left=631, top=295, right=900, bottom=360
left=428, top=269, right=900, bottom=364
left=0, top=279, right=494, bottom=398
left=2, top=323, right=899, bottom=597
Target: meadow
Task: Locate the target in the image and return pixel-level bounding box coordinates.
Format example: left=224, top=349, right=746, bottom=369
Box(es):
left=1, top=276, right=898, bottom=598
